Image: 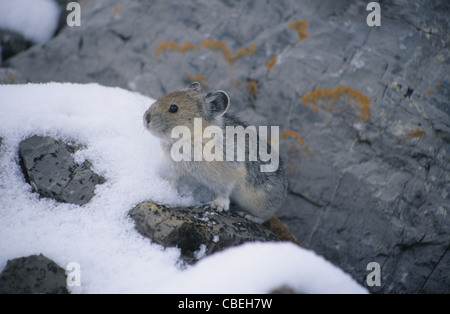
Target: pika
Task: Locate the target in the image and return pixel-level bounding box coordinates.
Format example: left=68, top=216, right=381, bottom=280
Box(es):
left=143, top=82, right=288, bottom=223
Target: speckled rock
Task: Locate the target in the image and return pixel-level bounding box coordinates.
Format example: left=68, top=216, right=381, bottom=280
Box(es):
left=129, top=201, right=281, bottom=263
left=19, top=135, right=105, bottom=205
left=0, top=254, right=68, bottom=294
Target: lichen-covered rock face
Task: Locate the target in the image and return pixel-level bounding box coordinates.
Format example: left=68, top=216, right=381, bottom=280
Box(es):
left=5, top=0, right=449, bottom=293
left=129, top=201, right=280, bottom=264
left=0, top=254, right=68, bottom=294
left=19, top=136, right=105, bottom=205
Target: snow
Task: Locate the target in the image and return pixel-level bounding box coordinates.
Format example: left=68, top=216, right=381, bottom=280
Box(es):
left=0, top=83, right=367, bottom=294
left=0, top=0, right=60, bottom=44
left=159, top=242, right=366, bottom=294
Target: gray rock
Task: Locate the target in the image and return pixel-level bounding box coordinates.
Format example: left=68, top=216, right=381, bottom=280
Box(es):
left=0, top=137, right=2, bottom=173
left=0, top=254, right=68, bottom=294
left=0, top=68, right=26, bottom=84
left=270, top=285, right=300, bottom=294
left=129, top=201, right=280, bottom=263
left=5, top=0, right=450, bottom=293
left=0, top=29, right=32, bottom=64
left=19, top=135, right=105, bottom=205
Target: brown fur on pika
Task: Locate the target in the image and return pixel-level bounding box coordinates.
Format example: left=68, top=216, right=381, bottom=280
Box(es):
left=143, top=82, right=287, bottom=223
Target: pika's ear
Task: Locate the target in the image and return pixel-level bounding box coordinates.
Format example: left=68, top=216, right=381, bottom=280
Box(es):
left=189, top=82, right=202, bottom=91
left=204, top=90, right=229, bottom=118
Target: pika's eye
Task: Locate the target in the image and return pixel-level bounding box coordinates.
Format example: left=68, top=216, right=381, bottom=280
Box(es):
left=169, top=104, right=178, bottom=113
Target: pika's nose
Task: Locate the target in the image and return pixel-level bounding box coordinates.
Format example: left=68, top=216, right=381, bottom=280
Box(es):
left=144, top=112, right=151, bottom=124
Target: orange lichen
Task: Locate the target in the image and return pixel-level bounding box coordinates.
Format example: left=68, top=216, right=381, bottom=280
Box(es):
left=267, top=56, right=277, bottom=72
left=436, top=83, right=441, bottom=89
left=289, top=20, right=311, bottom=42
left=301, top=86, right=371, bottom=122
left=202, top=39, right=232, bottom=62
left=281, top=131, right=305, bottom=145
left=154, top=42, right=199, bottom=58
left=233, top=45, right=258, bottom=62
left=7, top=73, right=14, bottom=84
left=407, top=129, right=426, bottom=138
left=186, top=74, right=206, bottom=82
left=289, top=165, right=298, bottom=174
left=283, top=133, right=311, bottom=160
left=202, top=40, right=257, bottom=66
left=246, top=81, right=258, bottom=98
left=114, top=6, right=122, bottom=14
left=426, top=90, right=434, bottom=96
left=154, top=40, right=257, bottom=66
left=304, top=145, right=311, bottom=158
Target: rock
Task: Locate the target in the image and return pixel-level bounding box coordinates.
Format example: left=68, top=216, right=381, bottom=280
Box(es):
left=0, top=29, right=32, bottom=64
left=19, top=135, right=105, bottom=205
left=129, top=201, right=280, bottom=263
left=262, top=216, right=301, bottom=246
left=5, top=0, right=450, bottom=293
left=270, top=285, right=299, bottom=294
left=0, top=254, right=69, bottom=294
left=0, top=137, right=2, bottom=174
left=0, top=68, right=26, bottom=84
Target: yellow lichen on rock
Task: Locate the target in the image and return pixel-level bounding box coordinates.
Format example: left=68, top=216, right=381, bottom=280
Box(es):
left=246, top=81, right=258, bottom=98
left=281, top=131, right=305, bottom=145
left=289, top=20, right=311, bottom=42
left=154, top=42, right=199, bottom=58
left=154, top=40, right=257, bottom=67
left=407, top=129, right=426, bottom=138
left=267, top=56, right=277, bottom=72
left=202, top=40, right=257, bottom=66
left=281, top=131, right=311, bottom=159
left=302, top=86, right=371, bottom=122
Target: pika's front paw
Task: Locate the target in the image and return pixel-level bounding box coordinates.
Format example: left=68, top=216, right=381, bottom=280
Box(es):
left=210, top=196, right=230, bottom=212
